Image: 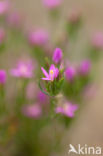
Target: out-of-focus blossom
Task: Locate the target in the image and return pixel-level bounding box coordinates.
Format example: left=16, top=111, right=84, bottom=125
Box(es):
left=91, top=32, right=103, bottom=50
left=10, top=61, right=34, bottom=78
left=42, top=0, right=62, bottom=10
left=0, top=1, right=9, bottom=15
left=26, top=82, right=38, bottom=100
left=37, top=91, right=48, bottom=104
left=55, top=102, right=78, bottom=118
left=52, top=48, right=63, bottom=64
left=65, top=67, right=76, bottom=81
left=0, top=70, right=6, bottom=84
left=68, top=9, right=81, bottom=23
left=78, top=60, right=91, bottom=76
left=41, top=64, right=59, bottom=81
left=0, top=28, right=5, bottom=45
left=7, top=12, right=22, bottom=28
left=22, top=104, right=42, bottom=119
left=28, top=29, right=49, bottom=46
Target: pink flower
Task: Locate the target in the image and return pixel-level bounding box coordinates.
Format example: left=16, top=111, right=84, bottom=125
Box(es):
left=7, top=12, right=22, bottom=28
left=0, top=70, right=6, bottom=84
left=10, top=61, right=34, bottom=78
left=78, top=60, right=91, bottom=76
left=22, top=104, right=42, bottom=119
left=68, top=9, right=81, bottom=23
left=52, top=48, right=63, bottom=64
left=55, top=102, right=78, bottom=118
left=91, top=32, right=103, bottom=50
left=0, top=28, right=5, bottom=45
left=37, top=91, right=48, bottom=104
left=41, top=64, right=59, bottom=81
left=28, top=29, right=49, bottom=46
left=65, top=67, right=76, bottom=81
left=0, top=1, right=9, bottom=15
left=42, top=0, right=62, bottom=9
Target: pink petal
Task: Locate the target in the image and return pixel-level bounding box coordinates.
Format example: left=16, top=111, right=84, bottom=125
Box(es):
left=10, top=69, right=20, bottom=77
left=41, top=67, right=49, bottom=78
left=42, top=78, right=51, bottom=81
left=55, top=68, right=59, bottom=78
left=55, top=107, right=63, bottom=113
left=49, top=64, right=55, bottom=71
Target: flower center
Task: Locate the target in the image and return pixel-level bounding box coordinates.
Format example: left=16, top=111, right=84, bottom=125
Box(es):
left=63, top=104, right=69, bottom=111
left=50, top=70, right=54, bottom=81
left=20, top=66, right=27, bottom=74
left=50, top=70, right=54, bottom=75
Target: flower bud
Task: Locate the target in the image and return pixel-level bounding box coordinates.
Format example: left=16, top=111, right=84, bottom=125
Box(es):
left=42, top=0, right=62, bottom=10
left=52, top=48, right=63, bottom=64
left=28, top=29, right=49, bottom=47
left=65, top=67, right=76, bottom=81
left=78, top=60, right=91, bottom=76
left=91, top=32, right=103, bottom=50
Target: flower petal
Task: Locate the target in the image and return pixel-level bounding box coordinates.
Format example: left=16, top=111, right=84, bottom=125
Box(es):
left=42, top=78, right=51, bottom=81
left=41, top=67, right=49, bottom=78
left=55, top=67, right=59, bottom=78
left=49, top=64, right=55, bottom=71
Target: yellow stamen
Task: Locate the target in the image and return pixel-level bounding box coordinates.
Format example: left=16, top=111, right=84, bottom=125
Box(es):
left=50, top=70, right=54, bottom=75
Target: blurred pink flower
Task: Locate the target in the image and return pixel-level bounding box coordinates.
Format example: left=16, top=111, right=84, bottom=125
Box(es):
left=7, top=12, right=22, bottom=28
left=37, top=91, right=49, bottom=104
left=0, top=28, right=5, bottom=45
left=28, top=29, right=49, bottom=46
left=68, top=9, right=81, bottom=23
left=78, top=60, right=91, bottom=76
left=0, top=70, right=6, bottom=84
left=22, top=104, right=42, bottom=119
left=91, top=32, right=103, bottom=50
left=55, top=102, right=78, bottom=118
left=65, top=67, right=76, bottom=81
left=10, top=61, right=34, bottom=78
left=42, top=0, right=62, bottom=9
left=0, top=1, right=9, bottom=15
left=52, top=48, right=63, bottom=64
left=41, top=64, right=59, bottom=81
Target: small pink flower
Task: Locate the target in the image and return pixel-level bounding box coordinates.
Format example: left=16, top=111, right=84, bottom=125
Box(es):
left=41, top=64, right=59, bottom=81
left=65, top=67, right=76, bottom=81
left=0, top=70, right=6, bottom=84
left=28, top=29, right=49, bottom=46
left=0, top=1, right=9, bottom=15
left=7, top=12, right=22, bottom=28
left=68, top=9, right=81, bottom=23
left=37, top=91, right=49, bottom=104
left=42, top=0, right=62, bottom=9
left=55, top=102, right=78, bottom=118
left=52, top=48, right=63, bottom=64
left=78, top=60, right=91, bottom=76
left=91, top=32, right=103, bottom=50
left=22, top=104, right=42, bottom=119
left=0, top=28, right=5, bottom=45
left=10, top=61, right=34, bottom=78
